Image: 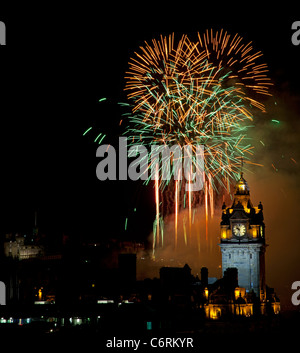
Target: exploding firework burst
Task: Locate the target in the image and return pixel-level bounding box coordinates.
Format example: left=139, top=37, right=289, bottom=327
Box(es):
left=124, top=33, right=266, bottom=191
left=122, top=31, right=271, bottom=253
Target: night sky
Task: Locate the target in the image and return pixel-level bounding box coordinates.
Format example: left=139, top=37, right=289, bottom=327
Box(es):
left=0, top=5, right=299, bottom=309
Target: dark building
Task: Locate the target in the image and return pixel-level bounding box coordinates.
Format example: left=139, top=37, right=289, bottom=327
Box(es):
left=0, top=175, right=281, bottom=335
left=118, top=253, right=137, bottom=285
left=159, top=264, right=193, bottom=308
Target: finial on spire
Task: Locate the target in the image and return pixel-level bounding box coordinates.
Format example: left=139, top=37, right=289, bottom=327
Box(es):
left=240, top=156, right=244, bottom=177
left=234, top=170, right=249, bottom=195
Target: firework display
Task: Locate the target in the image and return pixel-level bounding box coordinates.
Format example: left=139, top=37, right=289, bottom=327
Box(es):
left=122, top=30, right=271, bottom=254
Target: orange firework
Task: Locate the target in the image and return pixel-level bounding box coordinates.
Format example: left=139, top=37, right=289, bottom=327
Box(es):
left=197, top=29, right=273, bottom=111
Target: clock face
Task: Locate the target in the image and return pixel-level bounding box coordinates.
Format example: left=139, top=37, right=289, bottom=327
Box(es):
left=233, top=223, right=246, bottom=237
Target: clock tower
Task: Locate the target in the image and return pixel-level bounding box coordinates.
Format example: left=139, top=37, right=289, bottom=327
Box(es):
left=219, top=173, right=266, bottom=301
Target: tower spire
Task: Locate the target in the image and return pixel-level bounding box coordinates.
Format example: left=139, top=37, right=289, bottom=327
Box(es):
left=240, top=156, right=244, bottom=177
left=234, top=172, right=249, bottom=196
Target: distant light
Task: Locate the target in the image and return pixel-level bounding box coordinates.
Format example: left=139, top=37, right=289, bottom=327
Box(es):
left=271, top=119, right=280, bottom=124
left=97, top=299, right=114, bottom=304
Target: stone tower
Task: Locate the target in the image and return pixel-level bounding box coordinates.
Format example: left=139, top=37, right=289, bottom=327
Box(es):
left=219, top=173, right=266, bottom=301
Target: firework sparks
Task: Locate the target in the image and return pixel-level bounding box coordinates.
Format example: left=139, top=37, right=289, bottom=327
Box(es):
left=123, top=31, right=271, bottom=253
left=197, top=29, right=272, bottom=111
